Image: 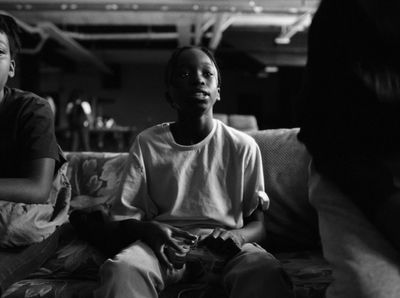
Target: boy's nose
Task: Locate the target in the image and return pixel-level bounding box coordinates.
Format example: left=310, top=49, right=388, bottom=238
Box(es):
left=192, top=72, right=205, bottom=85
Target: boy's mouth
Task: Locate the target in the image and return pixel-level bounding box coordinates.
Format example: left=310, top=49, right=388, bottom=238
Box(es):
left=189, top=90, right=209, bottom=99
left=193, top=92, right=208, bottom=98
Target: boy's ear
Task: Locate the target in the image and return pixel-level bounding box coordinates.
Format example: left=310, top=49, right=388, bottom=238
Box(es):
left=165, top=91, right=176, bottom=108
left=216, top=87, right=221, bottom=101
left=165, top=91, right=180, bottom=110
left=8, top=60, right=15, bottom=78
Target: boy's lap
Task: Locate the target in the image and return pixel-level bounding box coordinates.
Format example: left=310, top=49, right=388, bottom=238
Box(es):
left=309, top=162, right=400, bottom=298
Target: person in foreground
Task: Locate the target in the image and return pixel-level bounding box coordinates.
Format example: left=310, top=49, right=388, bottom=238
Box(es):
left=0, top=14, right=70, bottom=295
left=296, top=0, right=400, bottom=297
left=94, top=46, right=294, bottom=298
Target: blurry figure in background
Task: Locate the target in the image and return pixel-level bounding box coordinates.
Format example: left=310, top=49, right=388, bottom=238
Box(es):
left=102, top=115, right=115, bottom=129
left=44, top=94, right=56, bottom=117
left=66, top=90, right=92, bottom=151
left=296, top=0, right=400, bottom=297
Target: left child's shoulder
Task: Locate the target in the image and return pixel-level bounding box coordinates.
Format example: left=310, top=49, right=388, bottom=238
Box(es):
left=7, top=87, right=53, bottom=116
left=7, top=87, right=49, bottom=107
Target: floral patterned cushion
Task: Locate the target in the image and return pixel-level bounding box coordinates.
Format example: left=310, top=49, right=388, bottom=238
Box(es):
left=64, top=152, right=128, bottom=211
left=3, top=279, right=97, bottom=298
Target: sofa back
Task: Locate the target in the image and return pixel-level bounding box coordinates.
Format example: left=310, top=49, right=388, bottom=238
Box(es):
left=65, top=128, right=320, bottom=252
left=249, top=128, right=319, bottom=251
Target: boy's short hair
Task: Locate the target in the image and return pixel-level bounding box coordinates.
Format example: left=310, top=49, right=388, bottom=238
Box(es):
left=0, top=14, right=21, bottom=59
left=164, top=46, right=221, bottom=88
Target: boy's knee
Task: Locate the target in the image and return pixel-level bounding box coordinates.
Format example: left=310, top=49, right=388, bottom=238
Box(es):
left=245, top=253, right=287, bottom=282
left=223, top=249, right=294, bottom=298
left=100, top=242, right=163, bottom=283
left=225, top=247, right=286, bottom=280
left=100, top=258, right=133, bottom=281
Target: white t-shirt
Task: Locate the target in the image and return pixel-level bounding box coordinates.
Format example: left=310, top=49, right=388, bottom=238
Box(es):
left=112, top=119, right=269, bottom=231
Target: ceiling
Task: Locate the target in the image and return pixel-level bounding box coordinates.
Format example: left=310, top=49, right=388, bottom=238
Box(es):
left=0, top=0, right=320, bottom=73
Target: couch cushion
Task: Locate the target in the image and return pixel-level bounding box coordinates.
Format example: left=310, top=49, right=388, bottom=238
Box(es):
left=249, top=128, right=320, bottom=252
left=64, top=152, right=128, bottom=211
left=2, top=279, right=97, bottom=298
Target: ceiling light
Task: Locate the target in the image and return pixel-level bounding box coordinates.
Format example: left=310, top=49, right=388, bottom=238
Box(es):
left=210, top=6, right=218, bottom=12
left=105, top=4, right=118, bottom=11
left=253, top=6, right=263, bottom=13
left=265, top=66, right=279, bottom=73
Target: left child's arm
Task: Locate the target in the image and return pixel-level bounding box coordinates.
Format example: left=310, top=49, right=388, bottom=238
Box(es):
left=0, top=95, right=59, bottom=204
left=0, top=157, right=55, bottom=204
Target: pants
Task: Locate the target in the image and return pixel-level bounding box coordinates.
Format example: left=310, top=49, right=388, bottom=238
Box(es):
left=0, top=225, right=64, bottom=296
left=94, top=241, right=294, bottom=298
left=309, top=161, right=400, bottom=298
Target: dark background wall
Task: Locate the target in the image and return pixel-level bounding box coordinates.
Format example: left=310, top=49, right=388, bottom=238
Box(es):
left=11, top=55, right=304, bottom=133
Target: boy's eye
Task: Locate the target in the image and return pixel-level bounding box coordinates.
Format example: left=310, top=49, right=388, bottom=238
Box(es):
left=178, top=71, right=190, bottom=78
left=204, top=71, right=214, bottom=77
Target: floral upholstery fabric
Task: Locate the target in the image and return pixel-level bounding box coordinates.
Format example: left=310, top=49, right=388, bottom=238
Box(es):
left=3, top=131, right=333, bottom=298
left=65, top=152, right=128, bottom=212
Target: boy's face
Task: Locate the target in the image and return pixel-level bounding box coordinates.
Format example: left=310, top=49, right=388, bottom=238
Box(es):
left=167, top=48, right=220, bottom=116
left=0, top=31, right=15, bottom=92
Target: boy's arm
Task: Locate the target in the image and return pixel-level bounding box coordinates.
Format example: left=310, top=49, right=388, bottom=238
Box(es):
left=120, top=219, right=197, bottom=269
left=204, top=207, right=266, bottom=249
left=0, top=158, right=55, bottom=204
left=237, top=207, right=266, bottom=244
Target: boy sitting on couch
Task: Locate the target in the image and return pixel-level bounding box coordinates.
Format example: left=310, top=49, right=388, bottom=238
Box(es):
left=0, top=13, right=70, bottom=295
left=93, top=46, right=294, bottom=298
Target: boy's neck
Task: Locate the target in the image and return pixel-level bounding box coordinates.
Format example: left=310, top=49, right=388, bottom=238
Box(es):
left=0, top=88, right=4, bottom=106
left=171, top=115, right=214, bottom=145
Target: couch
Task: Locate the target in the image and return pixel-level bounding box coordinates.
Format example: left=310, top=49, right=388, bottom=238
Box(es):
left=2, top=128, right=333, bottom=298
left=213, top=114, right=259, bottom=132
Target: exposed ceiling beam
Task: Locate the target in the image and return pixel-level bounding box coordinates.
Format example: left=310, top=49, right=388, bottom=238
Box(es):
left=37, top=22, right=111, bottom=73
left=193, top=13, right=204, bottom=45
left=0, top=10, right=48, bottom=54
left=65, top=31, right=178, bottom=41
left=209, top=13, right=231, bottom=50
left=0, top=1, right=320, bottom=66
left=274, top=11, right=312, bottom=44
left=0, top=10, right=111, bottom=73
left=0, top=1, right=319, bottom=13
left=176, top=17, right=192, bottom=47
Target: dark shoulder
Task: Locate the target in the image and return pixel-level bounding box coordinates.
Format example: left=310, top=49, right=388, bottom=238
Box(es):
left=5, top=87, right=52, bottom=117
left=7, top=87, right=49, bottom=107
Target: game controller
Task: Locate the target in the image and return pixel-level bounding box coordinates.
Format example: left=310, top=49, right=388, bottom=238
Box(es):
left=164, top=235, right=241, bottom=272
left=165, top=242, right=192, bottom=269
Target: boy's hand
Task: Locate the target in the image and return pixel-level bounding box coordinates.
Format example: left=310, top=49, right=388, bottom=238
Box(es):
left=142, top=221, right=197, bottom=269
left=200, top=228, right=243, bottom=259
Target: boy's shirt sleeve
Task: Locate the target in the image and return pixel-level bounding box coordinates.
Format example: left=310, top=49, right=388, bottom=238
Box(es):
left=242, top=141, right=270, bottom=218
left=20, top=97, right=59, bottom=162
left=110, top=137, right=158, bottom=221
